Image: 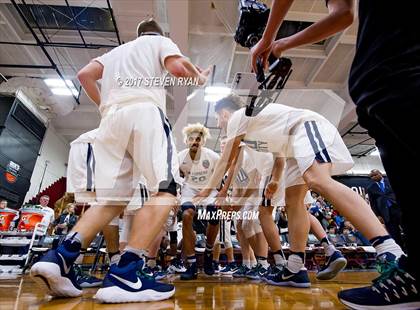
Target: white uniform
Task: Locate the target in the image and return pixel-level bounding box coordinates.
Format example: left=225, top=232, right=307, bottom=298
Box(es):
left=178, top=147, right=220, bottom=205
left=93, top=35, right=184, bottom=203
left=227, top=104, right=354, bottom=188
left=67, top=129, right=98, bottom=203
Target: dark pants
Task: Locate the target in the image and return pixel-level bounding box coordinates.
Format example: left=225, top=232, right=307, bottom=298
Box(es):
left=356, top=77, right=420, bottom=280
left=384, top=205, right=404, bottom=248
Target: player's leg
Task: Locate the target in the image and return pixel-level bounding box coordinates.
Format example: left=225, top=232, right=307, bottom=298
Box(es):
left=303, top=161, right=403, bottom=256
left=245, top=220, right=269, bottom=280
left=143, top=229, right=166, bottom=280
left=266, top=184, right=310, bottom=288
left=309, top=213, right=347, bottom=280
left=233, top=219, right=252, bottom=278
left=203, top=204, right=220, bottom=276
left=103, top=220, right=121, bottom=264
left=180, top=200, right=198, bottom=280
left=219, top=220, right=237, bottom=276
left=258, top=205, right=285, bottom=268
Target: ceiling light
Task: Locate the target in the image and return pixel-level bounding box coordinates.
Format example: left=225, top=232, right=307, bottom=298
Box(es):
left=369, top=148, right=380, bottom=156
left=45, top=78, right=78, bottom=96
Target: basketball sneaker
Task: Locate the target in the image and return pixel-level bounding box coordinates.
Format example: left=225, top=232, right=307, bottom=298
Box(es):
left=143, top=265, right=167, bottom=280
left=30, top=239, right=82, bottom=297
left=316, top=250, right=347, bottom=280
left=338, top=254, right=420, bottom=309
left=232, top=265, right=250, bottom=278
left=246, top=263, right=268, bottom=280
left=74, top=265, right=103, bottom=288
left=180, top=262, right=198, bottom=280
left=219, top=262, right=238, bottom=276
left=167, top=258, right=186, bottom=274
left=94, top=258, right=175, bottom=303
left=203, top=252, right=215, bottom=276
left=265, top=265, right=311, bottom=288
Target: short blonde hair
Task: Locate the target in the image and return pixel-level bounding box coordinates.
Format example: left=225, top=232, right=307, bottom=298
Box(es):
left=182, top=123, right=210, bottom=145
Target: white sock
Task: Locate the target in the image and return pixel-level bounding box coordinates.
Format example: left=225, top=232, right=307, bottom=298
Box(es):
left=257, top=257, right=269, bottom=269
left=375, top=239, right=404, bottom=259
left=243, top=259, right=251, bottom=268
left=251, top=259, right=257, bottom=268
left=75, top=253, right=84, bottom=265
left=287, top=254, right=304, bottom=274
left=273, top=253, right=286, bottom=266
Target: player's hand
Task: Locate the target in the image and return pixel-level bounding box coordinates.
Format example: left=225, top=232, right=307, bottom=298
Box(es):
left=271, top=38, right=288, bottom=58
left=264, top=181, right=279, bottom=200
left=192, top=188, right=212, bottom=205
left=250, top=38, right=273, bottom=72
left=198, top=66, right=212, bottom=86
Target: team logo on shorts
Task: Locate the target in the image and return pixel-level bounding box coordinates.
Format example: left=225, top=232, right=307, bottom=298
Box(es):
left=202, top=160, right=210, bottom=169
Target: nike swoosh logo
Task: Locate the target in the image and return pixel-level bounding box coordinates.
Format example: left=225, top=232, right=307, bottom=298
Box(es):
left=282, top=273, right=296, bottom=280
left=58, top=253, right=71, bottom=274
left=111, top=274, right=142, bottom=290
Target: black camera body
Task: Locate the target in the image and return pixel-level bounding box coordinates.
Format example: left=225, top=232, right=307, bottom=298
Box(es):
left=234, top=0, right=270, bottom=48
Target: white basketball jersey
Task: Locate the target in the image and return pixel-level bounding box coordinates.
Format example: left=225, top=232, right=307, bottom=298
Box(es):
left=178, top=147, right=220, bottom=189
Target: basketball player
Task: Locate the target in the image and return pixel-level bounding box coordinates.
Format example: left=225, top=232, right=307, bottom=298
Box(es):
left=178, top=123, right=220, bottom=280
left=197, top=94, right=404, bottom=288
left=31, top=19, right=210, bottom=303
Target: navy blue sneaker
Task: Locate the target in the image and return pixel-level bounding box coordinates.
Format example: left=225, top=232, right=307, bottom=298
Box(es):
left=203, top=252, right=215, bottom=276
left=265, top=266, right=311, bottom=288
left=143, top=266, right=167, bottom=280
left=316, top=250, right=347, bottom=280
left=180, top=262, right=198, bottom=280
left=30, top=241, right=82, bottom=297
left=246, top=264, right=268, bottom=280
left=219, top=262, right=238, bottom=276
left=74, top=265, right=103, bottom=288
left=338, top=254, right=420, bottom=310
left=94, top=259, right=175, bottom=303
left=232, top=265, right=250, bottom=278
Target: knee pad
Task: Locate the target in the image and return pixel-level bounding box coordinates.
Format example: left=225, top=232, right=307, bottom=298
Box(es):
left=206, top=204, right=219, bottom=226
left=169, top=231, right=177, bottom=245
left=181, top=202, right=196, bottom=213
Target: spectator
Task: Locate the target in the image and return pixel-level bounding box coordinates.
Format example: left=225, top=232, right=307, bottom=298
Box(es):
left=344, top=220, right=370, bottom=246
left=0, top=199, right=19, bottom=231
left=53, top=203, right=78, bottom=235
left=367, top=169, right=403, bottom=246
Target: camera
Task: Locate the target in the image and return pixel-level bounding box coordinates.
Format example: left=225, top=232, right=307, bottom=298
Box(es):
left=234, top=0, right=270, bottom=48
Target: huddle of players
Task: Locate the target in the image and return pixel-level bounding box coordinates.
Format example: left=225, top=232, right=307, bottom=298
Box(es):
left=29, top=19, right=409, bottom=306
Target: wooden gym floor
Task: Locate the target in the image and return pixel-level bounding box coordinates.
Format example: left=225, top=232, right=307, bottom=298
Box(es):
left=0, top=271, right=376, bottom=310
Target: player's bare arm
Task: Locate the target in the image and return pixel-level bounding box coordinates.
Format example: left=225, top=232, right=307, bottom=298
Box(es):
left=77, top=60, right=103, bottom=106
left=251, top=0, right=354, bottom=71
left=164, top=55, right=211, bottom=85
left=264, top=157, right=285, bottom=200
left=193, top=135, right=244, bottom=203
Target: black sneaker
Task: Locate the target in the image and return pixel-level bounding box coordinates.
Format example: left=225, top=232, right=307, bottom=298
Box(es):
left=338, top=254, right=420, bottom=309
left=74, top=265, right=103, bottom=288
left=265, top=265, right=311, bottom=288
left=233, top=265, right=250, bottom=278
left=245, top=263, right=268, bottom=280
left=219, top=262, right=238, bottom=276
left=203, top=252, right=215, bottom=276
left=180, top=262, right=198, bottom=280
left=316, top=250, right=347, bottom=280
